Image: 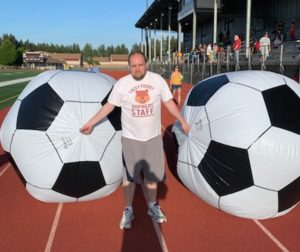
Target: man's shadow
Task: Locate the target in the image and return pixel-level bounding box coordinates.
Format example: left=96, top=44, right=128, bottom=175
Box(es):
left=1, top=152, right=26, bottom=185
left=162, top=125, right=184, bottom=185
left=0, top=153, right=8, bottom=167
left=120, top=159, right=168, bottom=252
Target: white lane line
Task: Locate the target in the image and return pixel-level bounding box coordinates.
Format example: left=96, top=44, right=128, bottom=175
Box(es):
left=0, top=94, right=19, bottom=103
left=253, top=220, right=289, bottom=252
left=0, top=163, right=10, bottom=177
left=44, top=203, right=64, bottom=252
left=141, top=185, right=169, bottom=252
left=0, top=77, right=33, bottom=87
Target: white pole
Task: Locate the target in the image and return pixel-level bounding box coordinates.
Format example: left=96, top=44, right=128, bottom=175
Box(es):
left=145, top=27, right=148, bottom=58
left=213, top=0, right=218, bottom=44
left=178, top=21, right=182, bottom=53
left=149, top=26, right=152, bottom=62
left=168, top=7, right=172, bottom=63
left=160, top=13, right=163, bottom=62
left=192, top=10, right=197, bottom=51
left=141, top=29, right=144, bottom=52
left=154, top=20, right=157, bottom=61
left=246, top=0, right=252, bottom=58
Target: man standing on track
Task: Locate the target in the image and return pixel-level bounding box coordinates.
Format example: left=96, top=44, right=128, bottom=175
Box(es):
left=80, top=51, right=190, bottom=230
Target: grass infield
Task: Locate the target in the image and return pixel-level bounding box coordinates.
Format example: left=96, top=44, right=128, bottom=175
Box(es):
left=0, top=70, right=41, bottom=82
left=0, top=70, right=42, bottom=110
left=0, top=82, right=28, bottom=110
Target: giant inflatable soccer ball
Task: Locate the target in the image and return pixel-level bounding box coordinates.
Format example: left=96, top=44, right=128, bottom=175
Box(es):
left=0, top=70, right=123, bottom=202
left=173, top=70, right=300, bottom=219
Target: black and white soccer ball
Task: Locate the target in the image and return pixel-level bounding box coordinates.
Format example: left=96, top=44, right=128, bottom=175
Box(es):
left=0, top=70, right=123, bottom=202
left=173, top=70, right=300, bottom=219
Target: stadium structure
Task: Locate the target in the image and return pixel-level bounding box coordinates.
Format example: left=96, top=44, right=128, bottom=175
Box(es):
left=135, top=0, right=300, bottom=83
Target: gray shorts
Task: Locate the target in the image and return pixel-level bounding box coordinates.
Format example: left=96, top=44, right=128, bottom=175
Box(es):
left=122, top=135, right=165, bottom=183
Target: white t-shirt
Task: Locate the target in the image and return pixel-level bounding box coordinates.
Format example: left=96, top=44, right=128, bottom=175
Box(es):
left=108, top=71, right=173, bottom=141
left=259, top=36, right=270, bottom=56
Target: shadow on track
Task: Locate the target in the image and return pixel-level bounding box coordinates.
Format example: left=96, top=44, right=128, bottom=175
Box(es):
left=120, top=184, right=167, bottom=252
left=120, top=161, right=168, bottom=252
left=163, top=125, right=183, bottom=185
left=0, top=153, right=8, bottom=168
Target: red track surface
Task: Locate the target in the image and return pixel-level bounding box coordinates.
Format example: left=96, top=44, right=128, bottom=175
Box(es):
left=0, top=69, right=299, bottom=252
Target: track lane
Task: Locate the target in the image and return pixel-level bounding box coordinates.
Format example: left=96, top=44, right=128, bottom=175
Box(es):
left=0, top=167, right=59, bottom=251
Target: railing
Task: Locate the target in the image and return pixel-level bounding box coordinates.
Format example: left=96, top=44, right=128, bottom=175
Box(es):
left=149, top=42, right=300, bottom=85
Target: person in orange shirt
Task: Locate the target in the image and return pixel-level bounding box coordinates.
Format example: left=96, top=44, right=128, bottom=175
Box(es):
left=170, top=65, right=183, bottom=105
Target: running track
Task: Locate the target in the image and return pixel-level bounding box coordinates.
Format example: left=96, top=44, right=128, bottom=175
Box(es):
left=0, top=69, right=299, bottom=252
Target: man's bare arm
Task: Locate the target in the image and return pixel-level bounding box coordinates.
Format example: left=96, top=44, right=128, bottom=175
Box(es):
left=163, top=99, right=190, bottom=134
left=80, top=102, right=115, bottom=134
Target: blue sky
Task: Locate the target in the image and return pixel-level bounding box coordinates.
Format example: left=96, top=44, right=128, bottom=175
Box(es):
left=0, top=0, right=154, bottom=50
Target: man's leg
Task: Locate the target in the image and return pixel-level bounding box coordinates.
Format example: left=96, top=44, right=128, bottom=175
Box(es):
left=123, top=180, right=136, bottom=207
left=120, top=181, right=136, bottom=230
left=145, top=180, right=167, bottom=223
left=145, top=180, right=157, bottom=203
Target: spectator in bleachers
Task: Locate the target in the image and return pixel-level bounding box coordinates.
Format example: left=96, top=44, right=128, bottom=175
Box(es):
left=198, top=43, right=206, bottom=61
left=259, top=32, right=271, bottom=62
left=206, top=43, right=212, bottom=63
left=275, top=21, right=284, bottom=34
left=232, top=35, right=241, bottom=61
left=212, top=43, right=219, bottom=63
left=218, top=31, right=225, bottom=45
left=289, top=22, right=297, bottom=41
left=190, top=48, right=199, bottom=63
left=177, top=50, right=183, bottom=64
left=252, top=39, right=260, bottom=54
left=274, top=30, right=283, bottom=49
left=218, top=44, right=225, bottom=62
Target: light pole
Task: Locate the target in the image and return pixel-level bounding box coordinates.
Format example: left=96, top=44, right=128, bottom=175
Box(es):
left=168, top=6, right=172, bottom=63
left=160, top=12, right=164, bottom=62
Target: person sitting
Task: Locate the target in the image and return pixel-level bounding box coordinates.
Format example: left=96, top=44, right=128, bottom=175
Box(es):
left=274, top=31, right=283, bottom=49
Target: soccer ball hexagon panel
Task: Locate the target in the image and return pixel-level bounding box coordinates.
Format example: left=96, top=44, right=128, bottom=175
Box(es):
left=0, top=70, right=123, bottom=203
left=173, top=70, right=300, bottom=219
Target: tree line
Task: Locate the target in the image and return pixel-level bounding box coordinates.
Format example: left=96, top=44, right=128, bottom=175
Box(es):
left=0, top=33, right=178, bottom=66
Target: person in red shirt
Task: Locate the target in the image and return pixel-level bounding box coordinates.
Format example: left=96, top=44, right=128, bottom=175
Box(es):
left=232, top=35, right=241, bottom=61
left=252, top=39, right=260, bottom=54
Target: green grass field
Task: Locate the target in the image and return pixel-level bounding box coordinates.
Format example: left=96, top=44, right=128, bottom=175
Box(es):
left=0, top=70, right=42, bottom=110
left=0, top=70, right=41, bottom=82
left=0, top=82, right=29, bottom=110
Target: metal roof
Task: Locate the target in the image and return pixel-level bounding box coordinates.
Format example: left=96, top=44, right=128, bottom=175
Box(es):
left=135, top=0, right=180, bottom=31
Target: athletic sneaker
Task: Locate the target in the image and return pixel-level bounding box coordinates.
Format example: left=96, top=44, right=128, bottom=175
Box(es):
left=119, top=208, right=134, bottom=230
left=147, top=204, right=167, bottom=223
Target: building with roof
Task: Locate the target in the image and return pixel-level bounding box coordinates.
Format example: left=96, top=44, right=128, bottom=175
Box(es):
left=22, top=52, right=83, bottom=69
left=48, top=53, right=82, bottom=68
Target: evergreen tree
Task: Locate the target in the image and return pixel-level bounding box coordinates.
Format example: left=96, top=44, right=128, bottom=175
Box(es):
left=82, top=43, right=94, bottom=62
left=131, top=43, right=142, bottom=52
left=0, top=39, right=17, bottom=65
left=97, top=45, right=107, bottom=56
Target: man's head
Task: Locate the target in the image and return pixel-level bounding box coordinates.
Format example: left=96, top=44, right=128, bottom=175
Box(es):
left=128, top=51, right=147, bottom=81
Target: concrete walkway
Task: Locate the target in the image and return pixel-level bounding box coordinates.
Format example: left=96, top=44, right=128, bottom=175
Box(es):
left=0, top=77, right=33, bottom=88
